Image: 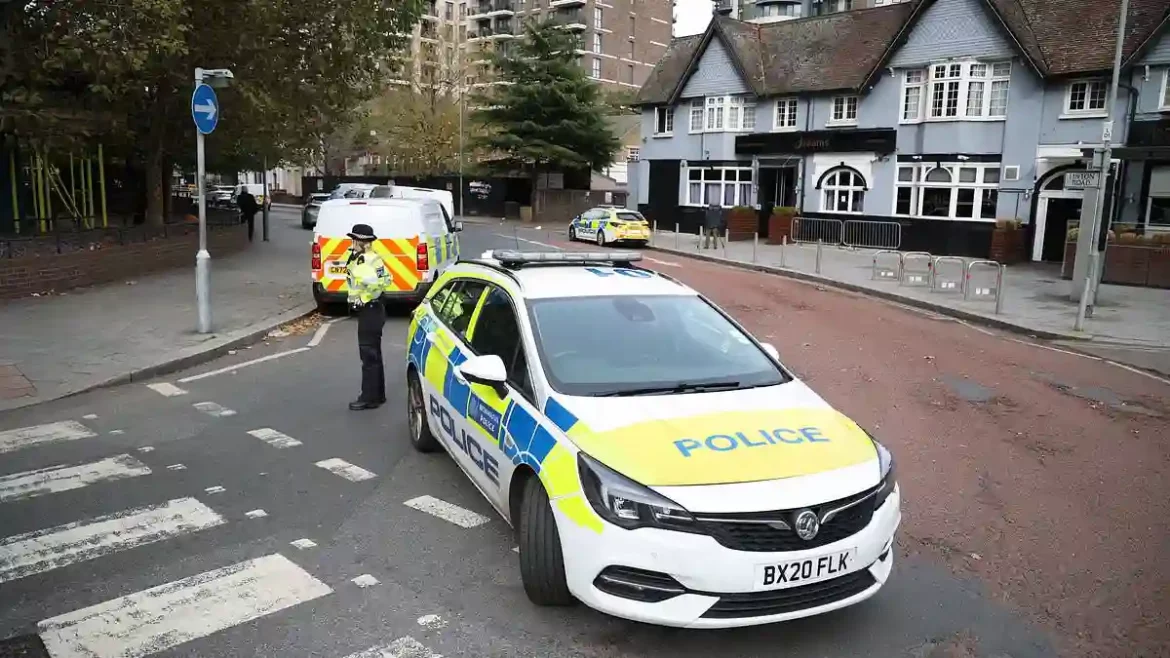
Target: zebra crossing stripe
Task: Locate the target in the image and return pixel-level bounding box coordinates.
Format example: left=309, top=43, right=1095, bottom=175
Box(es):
left=315, top=458, right=377, bottom=482
left=340, top=636, right=439, bottom=658
left=403, top=495, right=489, bottom=529
left=0, top=421, right=96, bottom=455
left=247, top=428, right=302, bottom=448
left=38, top=553, right=332, bottom=658
left=0, top=498, right=224, bottom=584
left=0, top=454, right=152, bottom=504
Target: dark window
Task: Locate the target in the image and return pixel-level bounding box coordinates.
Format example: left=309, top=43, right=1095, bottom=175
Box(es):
left=432, top=280, right=488, bottom=338
left=956, top=188, right=976, bottom=218
left=470, top=288, right=534, bottom=399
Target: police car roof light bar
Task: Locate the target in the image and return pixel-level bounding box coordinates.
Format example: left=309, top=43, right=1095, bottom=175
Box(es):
left=491, top=250, right=643, bottom=266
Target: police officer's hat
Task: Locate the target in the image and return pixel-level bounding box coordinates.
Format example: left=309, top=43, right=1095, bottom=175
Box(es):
left=347, top=223, right=377, bottom=241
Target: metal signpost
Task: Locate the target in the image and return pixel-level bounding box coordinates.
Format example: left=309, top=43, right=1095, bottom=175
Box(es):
left=191, top=68, right=231, bottom=334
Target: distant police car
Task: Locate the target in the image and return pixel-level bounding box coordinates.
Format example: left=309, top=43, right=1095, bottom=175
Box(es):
left=404, top=250, right=900, bottom=628
left=568, top=207, right=650, bottom=246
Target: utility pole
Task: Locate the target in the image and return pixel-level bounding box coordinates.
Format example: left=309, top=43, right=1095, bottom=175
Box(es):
left=1074, top=0, right=1128, bottom=331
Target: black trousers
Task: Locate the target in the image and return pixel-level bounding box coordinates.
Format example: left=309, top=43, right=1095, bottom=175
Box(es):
left=244, top=212, right=256, bottom=242
left=356, top=301, right=386, bottom=402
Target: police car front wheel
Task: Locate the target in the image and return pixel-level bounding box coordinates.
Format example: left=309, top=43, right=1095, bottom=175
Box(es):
left=518, top=476, right=575, bottom=606
left=407, top=371, right=440, bottom=453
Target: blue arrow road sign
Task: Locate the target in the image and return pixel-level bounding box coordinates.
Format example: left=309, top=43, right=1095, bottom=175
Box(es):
left=191, top=84, right=219, bottom=135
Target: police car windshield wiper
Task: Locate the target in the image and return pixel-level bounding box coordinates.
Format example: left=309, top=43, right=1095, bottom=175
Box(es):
left=595, top=380, right=742, bottom=397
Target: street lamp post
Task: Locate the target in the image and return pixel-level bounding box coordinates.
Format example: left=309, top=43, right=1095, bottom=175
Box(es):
left=1074, top=0, right=1129, bottom=331
left=192, top=67, right=233, bottom=334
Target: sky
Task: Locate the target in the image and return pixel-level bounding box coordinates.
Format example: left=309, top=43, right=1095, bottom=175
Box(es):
left=674, top=0, right=713, bottom=37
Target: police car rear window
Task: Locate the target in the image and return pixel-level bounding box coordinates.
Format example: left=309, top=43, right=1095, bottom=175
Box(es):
left=527, top=295, right=787, bottom=397
left=615, top=212, right=646, bottom=222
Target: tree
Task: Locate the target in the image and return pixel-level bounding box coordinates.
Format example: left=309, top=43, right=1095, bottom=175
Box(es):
left=469, top=19, right=619, bottom=197
left=2, top=0, right=426, bottom=224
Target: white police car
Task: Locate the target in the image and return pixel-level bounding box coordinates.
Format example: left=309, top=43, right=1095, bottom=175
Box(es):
left=404, top=250, right=900, bottom=628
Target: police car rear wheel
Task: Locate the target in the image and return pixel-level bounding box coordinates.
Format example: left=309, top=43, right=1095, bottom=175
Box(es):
left=518, top=476, right=574, bottom=606
left=407, top=372, right=440, bottom=453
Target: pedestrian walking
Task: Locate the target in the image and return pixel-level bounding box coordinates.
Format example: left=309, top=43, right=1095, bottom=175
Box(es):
left=237, top=188, right=259, bottom=242
left=703, top=201, right=724, bottom=250
left=345, top=223, right=391, bottom=410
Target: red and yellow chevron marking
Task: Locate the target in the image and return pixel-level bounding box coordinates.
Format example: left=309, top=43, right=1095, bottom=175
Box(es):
left=314, top=236, right=422, bottom=293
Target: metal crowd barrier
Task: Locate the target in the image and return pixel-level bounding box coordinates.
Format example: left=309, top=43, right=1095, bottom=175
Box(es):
left=844, top=220, right=902, bottom=250
left=965, top=260, right=1005, bottom=314
left=792, top=217, right=844, bottom=245
left=900, top=251, right=932, bottom=287
left=871, top=250, right=902, bottom=281
left=931, top=256, right=965, bottom=293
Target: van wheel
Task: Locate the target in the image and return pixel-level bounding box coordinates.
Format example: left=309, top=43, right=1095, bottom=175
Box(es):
left=518, top=477, right=575, bottom=606
left=595, top=230, right=606, bottom=247
left=408, top=372, right=440, bottom=453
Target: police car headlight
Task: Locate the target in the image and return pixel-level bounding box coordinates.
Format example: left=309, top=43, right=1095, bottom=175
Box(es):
left=872, top=439, right=897, bottom=509
left=577, top=453, right=697, bottom=531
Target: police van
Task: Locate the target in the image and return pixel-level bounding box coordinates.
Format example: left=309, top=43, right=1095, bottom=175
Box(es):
left=404, top=250, right=900, bottom=628
left=311, top=197, right=462, bottom=311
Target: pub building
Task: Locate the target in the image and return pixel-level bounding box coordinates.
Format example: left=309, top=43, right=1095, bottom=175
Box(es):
left=629, top=0, right=1170, bottom=263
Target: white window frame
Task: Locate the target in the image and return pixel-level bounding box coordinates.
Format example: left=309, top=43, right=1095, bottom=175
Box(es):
left=688, top=100, right=704, bottom=133
left=1160, top=70, right=1170, bottom=111
left=592, top=32, right=602, bottom=54
left=705, top=96, right=725, bottom=131
left=774, top=98, right=798, bottom=131
left=594, top=6, right=603, bottom=27
left=691, top=95, right=756, bottom=133
left=1063, top=79, right=1109, bottom=118
left=820, top=167, right=866, bottom=214
left=913, top=60, right=1010, bottom=123
left=653, top=106, right=674, bottom=136
left=627, top=146, right=640, bottom=162
left=893, top=162, right=1002, bottom=222
left=681, top=165, right=754, bottom=207
left=828, top=96, right=858, bottom=126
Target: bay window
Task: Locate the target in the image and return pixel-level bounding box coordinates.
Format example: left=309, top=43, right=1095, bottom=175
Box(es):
left=895, top=163, right=1001, bottom=221
left=684, top=166, right=754, bottom=207
left=653, top=107, right=673, bottom=135
left=904, top=61, right=1010, bottom=122
left=689, top=95, right=759, bottom=133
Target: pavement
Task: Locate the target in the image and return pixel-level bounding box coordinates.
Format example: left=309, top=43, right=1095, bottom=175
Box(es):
left=1, top=223, right=1166, bottom=658
left=0, top=208, right=315, bottom=412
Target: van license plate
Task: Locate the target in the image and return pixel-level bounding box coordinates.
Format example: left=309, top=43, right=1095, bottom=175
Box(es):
left=328, top=265, right=346, bottom=275
left=755, top=548, right=857, bottom=590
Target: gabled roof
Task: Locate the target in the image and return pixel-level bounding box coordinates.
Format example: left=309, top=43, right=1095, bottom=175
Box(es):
left=985, top=0, right=1170, bottom=76
left=634, top=0, right=1170, bottom=108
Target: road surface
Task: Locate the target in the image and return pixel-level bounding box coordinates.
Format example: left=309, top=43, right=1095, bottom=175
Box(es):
left=0, top=220, right=1165, bottom=658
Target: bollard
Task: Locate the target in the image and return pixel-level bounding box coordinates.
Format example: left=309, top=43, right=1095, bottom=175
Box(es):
left=815, top=239, right=823, bottom=274
left=780, top=235, right=787, bottom=268
left=652, top=220, right=657, bottom=247
left=696, top=225, right=702, bottom=250
left=674, top=223, right=679, bottom=249
left=752, top=232, right=758, bottom=263
left=995, top=265, right=1004, bottom=315
left=723, top=228, right=729, bottom=259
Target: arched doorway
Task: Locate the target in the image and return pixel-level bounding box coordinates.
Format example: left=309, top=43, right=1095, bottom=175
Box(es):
left=1032, top=168, right=1087, bottom=262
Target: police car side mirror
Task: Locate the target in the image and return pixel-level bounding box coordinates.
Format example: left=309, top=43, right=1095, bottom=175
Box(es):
left=760, top=342, right=780, bottom=361
left=457, top=354, right=508, bottom=389
left=453, top=221, right=463, bottom=232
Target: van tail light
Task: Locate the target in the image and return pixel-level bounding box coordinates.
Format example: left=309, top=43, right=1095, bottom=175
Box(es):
left=311, top=242, right=322, bottom=271
left=416, top=242, right=429, bottom=271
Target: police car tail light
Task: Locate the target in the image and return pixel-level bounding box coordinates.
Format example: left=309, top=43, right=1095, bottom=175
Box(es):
left=577, top=453, right=698, bottom=532
left=311, top=242, right=322, bottom=271
left=417, top=242, right=429, bottom=271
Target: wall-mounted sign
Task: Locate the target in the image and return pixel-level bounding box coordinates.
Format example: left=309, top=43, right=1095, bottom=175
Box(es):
left=735, top=128, right=897, bottom=156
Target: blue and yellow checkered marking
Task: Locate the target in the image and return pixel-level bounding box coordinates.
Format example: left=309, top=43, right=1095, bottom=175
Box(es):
left=543, top=397, right=579, bottom=434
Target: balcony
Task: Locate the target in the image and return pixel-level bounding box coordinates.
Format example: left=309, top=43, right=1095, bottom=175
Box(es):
left=552, top=9, right=587, bottom=30
left=550, top=0, right=586, bottom=6
left=467, top=0, right=515, bottom=20
left=468, top=27, right=516, bottom=41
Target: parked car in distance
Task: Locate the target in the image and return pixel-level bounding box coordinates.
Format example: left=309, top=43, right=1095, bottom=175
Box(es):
left=301, top=192, right=332, bottom=230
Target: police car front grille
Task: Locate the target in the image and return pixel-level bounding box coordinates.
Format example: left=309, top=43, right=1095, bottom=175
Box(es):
left=693, top=486, right=878, bottom=552
left=699, top=568, right=876, bottom=619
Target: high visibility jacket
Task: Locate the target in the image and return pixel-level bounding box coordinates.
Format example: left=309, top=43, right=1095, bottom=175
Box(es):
left=346, top=250, right=391, bottom=305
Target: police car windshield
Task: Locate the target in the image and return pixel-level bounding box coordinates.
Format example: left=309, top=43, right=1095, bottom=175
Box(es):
left=527, top=295, right=788, bottom=397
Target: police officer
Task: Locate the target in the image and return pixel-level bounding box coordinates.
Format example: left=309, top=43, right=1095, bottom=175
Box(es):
left=345, top=223, right=392, bottom=410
